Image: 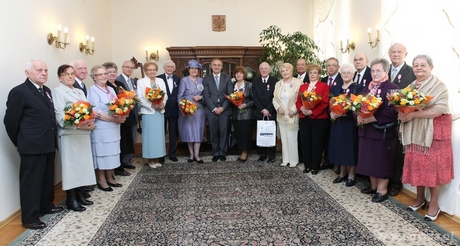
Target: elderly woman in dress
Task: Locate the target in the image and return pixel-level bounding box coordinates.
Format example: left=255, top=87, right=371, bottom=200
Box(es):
left=177, top=60, right=205, bottom=163
left=273, top=63, right=302, bottom=167
left=87, top=65, right=126, bottom=192
left=356, top=58, right=399, bottom=203
left=399, top=55, right=453, bottom=221
left=296, top=64, right=330, bottom=175
left=53, top=64, right=96, bottom=211
left=137, top=61, right=168, bottom=168
left=328, top=64, right=363, bottom=186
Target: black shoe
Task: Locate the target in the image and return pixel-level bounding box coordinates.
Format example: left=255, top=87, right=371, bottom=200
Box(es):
left=81, top=189, right=91, bottom=198
left=76, top=188, right=93, bottom=206
left=114, top=170, right=131, bottom=176
left=388, top=187, right=401, bottom=196
left=258, top=156, right=267, bottom=162
left=220, top=155, right=226, bottom=161
left=303, top=168, right=311, bottom=173
left=40, top=206, right=64, bottom=215
left=66, top=189, right=86, bottom=212
left=159, top=157, right=165, bottom=163
left=97, top=184, right=113, bottom=192
left=345, top=179, right=355, bottom=187
left=169, top=156, right=179, bottom=162
left=237, top=157, right=247, bottom=162
left=361, top=187, right=377, bottom=194
left=123, top=164, right=136, bottom=169
left=22, top=221, right=46, bottom=229
left=212, top=156, right=219, bottom=162
left=83, top=186, right=94, bottom=192
left=194, top=158, right=204, bottom=164
left=372, top=193, right=389, bottom=203
left=333, top=175, right=347, bottom=183
left=311, top=170, right=319, bottom=175
left=107, top=182, right=122, bottom=187
left=188, top=159, right=194, bottom=163
left=268, top=158, right=275, bottom=163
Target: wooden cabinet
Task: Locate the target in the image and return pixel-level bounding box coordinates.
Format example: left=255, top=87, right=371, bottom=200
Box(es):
left=166, top=46, right=264, bottom=80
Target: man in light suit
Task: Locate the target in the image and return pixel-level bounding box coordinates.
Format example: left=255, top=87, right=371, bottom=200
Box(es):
left=71, top=60, right=88, bottom=96
left=387, top=43, right=416, bottom=196
left=353, top=53, right=372, bottom=86
left=116, top=61, right=139, bottom=170
left=4, top=59, right=63, bottom=229
left=202, top=58, right=233, bottom=162
left=157, top=61, right=181, bottom=162
left=253, top=62, right=278, bottom=163
left=320, top=57, right=342, bottom=170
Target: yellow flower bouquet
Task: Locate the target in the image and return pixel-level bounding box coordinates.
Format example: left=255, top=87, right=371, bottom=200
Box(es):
left=350, top=93, right=383, bottom=118
left=386, top=85, right=433, bottom=114
left=63, top=101, right=95, bottom=127
left=300, top=90, right=322, bottom=109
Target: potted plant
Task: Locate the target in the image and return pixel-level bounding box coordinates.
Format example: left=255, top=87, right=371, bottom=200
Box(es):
left=259, top=25, right=324, bottom=78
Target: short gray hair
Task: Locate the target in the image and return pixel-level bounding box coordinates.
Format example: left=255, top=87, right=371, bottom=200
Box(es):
left=412, top=54, right=433, bottom=66
left=25, top=59, right=42, bottom=71
left=339, top=63, right=356, bottom=74
left=90, top=65, right=105, bottom=79
left=163, top=60, right=176, bottom=69
left=370, top=58, right=390, bottom=72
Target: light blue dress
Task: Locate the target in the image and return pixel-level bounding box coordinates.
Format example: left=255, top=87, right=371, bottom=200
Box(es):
left=87, top=84, right=121, bottom=170
left=177, top=76, right=205, bottom=142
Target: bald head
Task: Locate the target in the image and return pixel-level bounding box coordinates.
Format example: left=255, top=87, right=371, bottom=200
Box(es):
left=71, top=60, right=88, bottom=81
left=353, top=53, right=368, bottom=72
left=388, top=43, right=408, bottom=67
left=259, top=62, right=271, bottom=78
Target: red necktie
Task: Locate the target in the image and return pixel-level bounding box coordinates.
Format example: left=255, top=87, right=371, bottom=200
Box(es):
left=329, top=77, right=333, bottom=88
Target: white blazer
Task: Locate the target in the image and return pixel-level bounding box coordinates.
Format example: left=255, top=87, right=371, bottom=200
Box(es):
left=137, top=77, right=168, bottom=114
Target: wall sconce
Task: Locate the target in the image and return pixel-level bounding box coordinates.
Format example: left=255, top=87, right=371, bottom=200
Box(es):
left=339, top=39, right=355, bottom=54
left=145, top=47, right=160, bottom=61
left=367, top=25, right=380, bottom=48
left=79, top=35, right=95, bottom=55
left=47, top=24, right=69, bottom=50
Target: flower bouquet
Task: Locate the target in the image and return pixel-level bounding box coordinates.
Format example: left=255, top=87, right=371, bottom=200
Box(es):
left=179, top=98, right=198, bottom=116
left=225, top=90, right=245, bottom=107
left=300, top=90, right=322, bottom=109
left=329, top=93, right=352, bottom=115
left=386, top=85, right=433, bottom=114
left=63, top=101, right=95, bottom=127
left=350, top=93, right=383, bottom=119
left=107, top=97, right=136, bottom=116
left=145, top=86, right=165, bottom=105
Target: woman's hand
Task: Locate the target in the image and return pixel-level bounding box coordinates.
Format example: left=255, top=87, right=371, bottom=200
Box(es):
left=151, top=102, right=164, bottom=109
left=300, top=106, right=310, bottom=116
left=330, top=112, right=338, bottom=120
left=398, top=112, right=414, bottom=123
left=357, top=115, right=376, bottom=125
left=238, top=103, right=246, bottom=110
left=288, top=110, right=295, bottom=118
left=278, top=107, right=285, bottom=115
left=192, top=95, right=202, bottom=102
left=113, top=115, right=127, bottom=124
left=77, top=119, right=96, bottom=130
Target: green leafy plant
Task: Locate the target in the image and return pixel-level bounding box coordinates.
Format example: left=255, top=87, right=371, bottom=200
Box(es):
left=259, top=25, right=324, bottom=78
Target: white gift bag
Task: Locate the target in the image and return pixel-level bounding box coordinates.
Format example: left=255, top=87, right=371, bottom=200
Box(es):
left=256, top=117, right=276, bottom=147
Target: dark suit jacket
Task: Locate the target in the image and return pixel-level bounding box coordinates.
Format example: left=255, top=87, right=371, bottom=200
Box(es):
left=252, top=76, right=278, bottom=120
left=4, top=79, right=57, bottom=154
left=353, top=66, right=372, bottom=86
left=321, top=73, right=343, bottom=87
left=294, top=73, right=310, bottom=83
left=202, top=73, right=233, bottom=116
left=116, top=74, right=139, bottom=126
left=73, top=80, right=87, bottom=96
left=157, top=73, right=181, bottom=118
left=388, top=62, right=416, bottom=89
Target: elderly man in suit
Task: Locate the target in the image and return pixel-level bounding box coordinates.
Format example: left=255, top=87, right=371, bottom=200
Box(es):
left=4, top=59, right=63, bottom=229
left=320, top=57, right=342, bottom=170
left=387, top=43, right=416, bottom=196
left=295, top=58, right=310, bottom=83
left=203, top=58, right=233, bottom=162
left=116, top=61, right=139, bottom=169
left=253, top=62, right=278, bottom=163
left=71, top=60, right=88, bottom=96
left=353, top=53, right=372, bottom=86
left=157, top=61, right=181, bottom=162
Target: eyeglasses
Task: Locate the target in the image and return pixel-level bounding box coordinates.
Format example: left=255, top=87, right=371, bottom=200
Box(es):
left=94, top=72, right=108, bottom=77
left=61, top=72, right=75, bottom=77
left=371, top=70, right=384, bottom=74
left=122, top=66, right=134, bottom=69
left=326, top=64, right=338, bottom=67
left=341, top=71, right=354, bottom=75
left=145, top=69, right=157, bottom=72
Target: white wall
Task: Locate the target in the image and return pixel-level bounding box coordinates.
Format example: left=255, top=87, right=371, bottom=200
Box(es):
left=0, top=0, right=313, bottom=224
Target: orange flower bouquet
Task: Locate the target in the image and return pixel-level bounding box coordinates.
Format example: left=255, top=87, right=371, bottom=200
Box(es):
left=179, top=98, right=198, bottom=116
left=300, top=90, right=322, bottom=109
left=225, top=90, right=245, bottom=107
left=107, top=97, right=136, bottom=116
left=329, top=93, right=351, bottom=115
left=386, top=85, right=433, bottom=114
left=63, top=101, right=95, bottom=127
left=145, top=86, right=165, bottom=105
left=350, top=93, right=383, bottom=119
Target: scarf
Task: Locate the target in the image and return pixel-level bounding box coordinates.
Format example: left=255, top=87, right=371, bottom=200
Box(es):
left=399, top=75, right=449, bottom=154
left=367, top=74, right=389, bottom=95
left=273, top=78, right=301, bottom=130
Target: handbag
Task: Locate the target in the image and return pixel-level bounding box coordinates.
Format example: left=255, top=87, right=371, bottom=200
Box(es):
left=256, top=116, right=276, bottom=147
left=372, top=121, right=398, bottom=149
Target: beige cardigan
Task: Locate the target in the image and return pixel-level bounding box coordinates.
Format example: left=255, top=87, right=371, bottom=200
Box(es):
left=272, top=78, right=302, bottom=130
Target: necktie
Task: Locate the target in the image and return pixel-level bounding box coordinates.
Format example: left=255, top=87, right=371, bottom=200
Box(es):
left=38, top=87, right=45, bottom=96
left=357, top=73, right=361, bottom=84
left=263, top=79, right=266, bottom=83
left=127, top=78, right=133, bottom=91
left=391, top=68, right=398, bottom=82
left=329, top=77, right=333, bottom=88
left=214, top=75, right=219, bottom=88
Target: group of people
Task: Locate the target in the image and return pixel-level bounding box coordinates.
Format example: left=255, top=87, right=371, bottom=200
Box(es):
left=4, top=42, right=453, bottom=229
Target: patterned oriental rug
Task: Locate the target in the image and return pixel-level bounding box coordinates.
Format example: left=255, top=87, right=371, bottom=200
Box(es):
left=13, top=158, right=460, bottom=245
